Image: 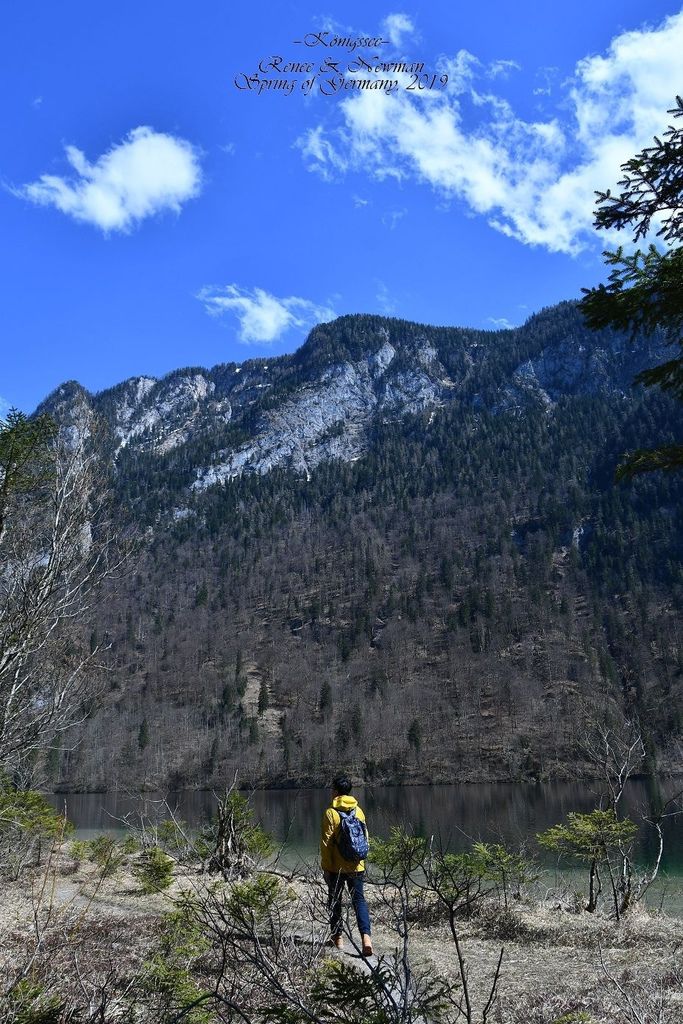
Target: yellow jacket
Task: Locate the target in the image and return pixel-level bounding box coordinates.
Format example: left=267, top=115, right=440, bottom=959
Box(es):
left=320, top=795, right=367, bottom=874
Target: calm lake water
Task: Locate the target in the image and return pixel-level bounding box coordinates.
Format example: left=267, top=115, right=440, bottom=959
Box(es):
left=49, top=779, right=683, bottom=877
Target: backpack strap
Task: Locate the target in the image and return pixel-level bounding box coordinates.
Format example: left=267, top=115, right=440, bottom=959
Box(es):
left=329, top=807, right=353, bottom=821
left=329, top=808, right=345, bottom=837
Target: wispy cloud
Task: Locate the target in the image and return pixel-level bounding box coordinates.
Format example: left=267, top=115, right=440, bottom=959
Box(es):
left=533, top=66, right=559, bottom=98
left=297, top=11, right=683, bottom=255
left=382, top=13, right=415, bottom=48
left=0, top=396, right=12, bottom=419
left=198, top=284, right=336, bottom=344
left=487, top=316, right=516, bottom=330
left=375, top=280, right=398, bottom=314
left=295, top=125, right=349, bottom=181
left=382, top=208, right=407, bottom=229
left=14, top=126, right=201, bottom=233
left=487, top=59, right=521, bottom=79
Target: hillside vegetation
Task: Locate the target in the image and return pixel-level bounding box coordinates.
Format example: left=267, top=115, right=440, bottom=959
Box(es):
left=38, top=302, right=683, bottom=791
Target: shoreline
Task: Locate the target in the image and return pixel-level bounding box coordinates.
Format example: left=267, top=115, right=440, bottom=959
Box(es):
left=44, top=771, right=683, bottom=797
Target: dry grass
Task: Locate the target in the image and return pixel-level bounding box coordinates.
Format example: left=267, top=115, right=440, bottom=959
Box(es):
left=391, top=897, right=683, bottom=1022
left=2, top=855, right=683, bottom=1022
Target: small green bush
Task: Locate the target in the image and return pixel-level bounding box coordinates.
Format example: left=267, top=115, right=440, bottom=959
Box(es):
left=141, top=955, right=212, bottom=1024
left=85, top=834, right=125, bottom=876
left=120, top=832, right=140, bottom=854
left=0, top=779, right=73, bottom=878
left=537, top=809, right=637, bottom=862
left=5, top=979, right=65, bottom=1024
left=470, top=842, right=537, bottom=908
left=68, top=838, right=89, bottom=863
left=138, top=905, right=210, bottom=1024
left=134, top=846, right=175, bottom=893
left=141, top=900, right=212, bottom=1023
left=369, top=827, right=428, bottom=882
left=226, top=873, right=292, bottom=925
left=0, top=788, right=71, bottom=839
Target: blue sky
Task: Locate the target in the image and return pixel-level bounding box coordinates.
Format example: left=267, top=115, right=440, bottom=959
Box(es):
left=2, top=0, right=682, bottom=413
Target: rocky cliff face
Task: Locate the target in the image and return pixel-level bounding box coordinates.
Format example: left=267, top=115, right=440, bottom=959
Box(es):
left=40, top=302, right=667, bottom=500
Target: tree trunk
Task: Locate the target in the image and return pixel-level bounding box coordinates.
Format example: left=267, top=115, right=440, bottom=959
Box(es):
left=587, top=858, right=601, bottom=912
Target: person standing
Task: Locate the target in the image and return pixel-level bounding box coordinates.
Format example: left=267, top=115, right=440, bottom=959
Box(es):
left=320, top=773, right=372, bottom=956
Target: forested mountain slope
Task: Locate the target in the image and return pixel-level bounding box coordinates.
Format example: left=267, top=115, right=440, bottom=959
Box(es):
left=39, top=301, right=683, bottom=790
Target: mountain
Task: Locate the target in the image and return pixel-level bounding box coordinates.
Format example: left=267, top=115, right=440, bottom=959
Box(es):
left=43, top=303, right=666, bottom=494
left=38, top=301, right=683, bottom=791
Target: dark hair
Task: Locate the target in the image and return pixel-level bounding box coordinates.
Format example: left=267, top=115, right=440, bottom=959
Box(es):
left=332, top=773, right=352, bottom=795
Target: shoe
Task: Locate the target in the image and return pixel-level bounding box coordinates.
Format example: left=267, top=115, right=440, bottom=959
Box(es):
left=327, top=935, right=344, bottom=949
left=361, top=934, right=373, bottom=956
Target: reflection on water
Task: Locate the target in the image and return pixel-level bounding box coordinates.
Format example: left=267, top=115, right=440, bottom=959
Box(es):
left=49, top=779, right=683, bottom=874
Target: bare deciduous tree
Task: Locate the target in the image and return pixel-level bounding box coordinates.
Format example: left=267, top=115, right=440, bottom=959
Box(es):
left=0, top=410, right=129, bottom=780
left=582, top=719, right=683, bottom=915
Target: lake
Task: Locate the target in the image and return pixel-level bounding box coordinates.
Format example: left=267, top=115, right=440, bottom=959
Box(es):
left=49, top=778, right=683, bottom=878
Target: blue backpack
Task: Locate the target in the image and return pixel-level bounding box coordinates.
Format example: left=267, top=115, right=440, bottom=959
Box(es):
left=335, top=806, right=369, bottom=863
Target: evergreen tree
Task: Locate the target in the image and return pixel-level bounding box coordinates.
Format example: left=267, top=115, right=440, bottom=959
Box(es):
left=581, top=96, right=683, bottom=477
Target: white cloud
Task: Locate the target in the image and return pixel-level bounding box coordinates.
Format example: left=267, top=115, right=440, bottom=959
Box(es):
left=0, top=396, right=11, bottom=418
left=382, top=13, right=415, bottom=48
left=375, top=280, right=398, bottom=314
left=353, top=195, right=370, bottom=207
left=198, top=285, right=336, bottom=344
left=298, top=11, right=683, bottom=255
left=295, top=125, right=349, bottom=181
left=382, top=208, right=407, bottom=229
left=533, top=66, right=559, bottom=98
left=15, top=126, right=201, bottom=233
left=439, top=50, right=480, bottom=95
left=487, top=59, right=521, bottom=79
left=487, top=316, right=515, bottom=329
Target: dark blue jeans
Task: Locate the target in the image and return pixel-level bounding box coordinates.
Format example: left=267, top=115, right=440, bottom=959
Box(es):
left=327, top=871, right=371, bottom=938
